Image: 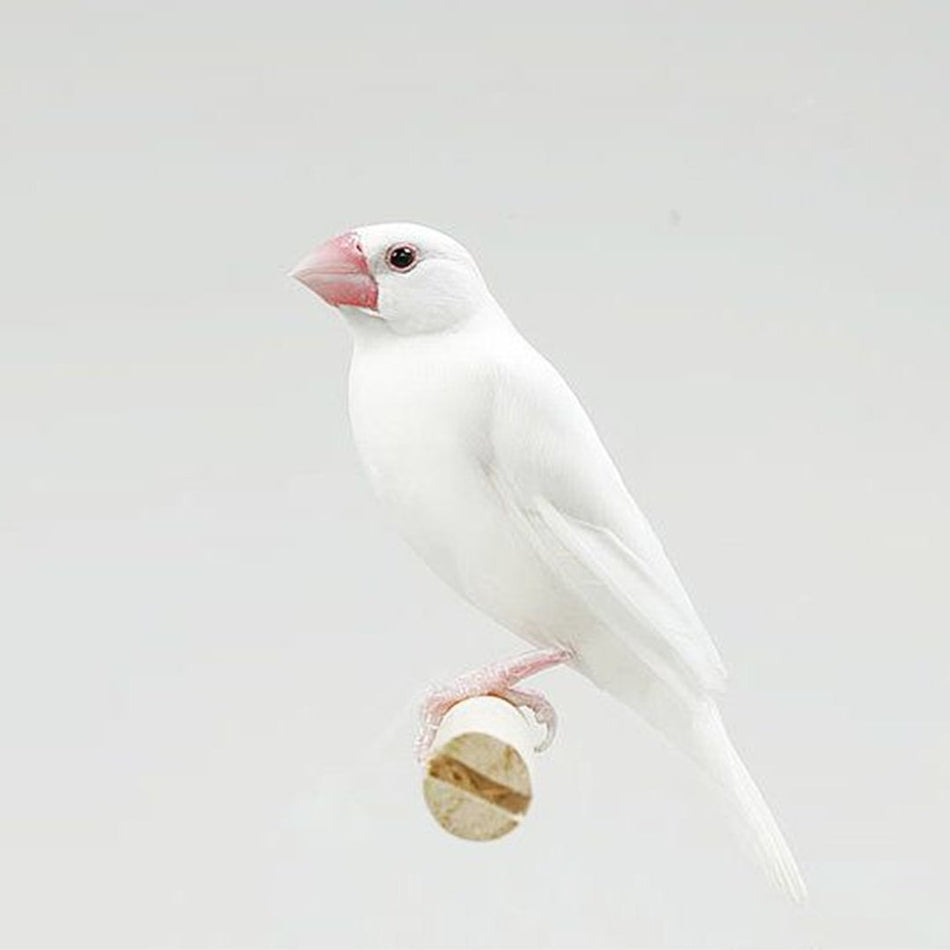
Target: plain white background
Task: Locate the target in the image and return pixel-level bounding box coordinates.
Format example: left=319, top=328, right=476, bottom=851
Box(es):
left=2, top=1, right=948, bottom=946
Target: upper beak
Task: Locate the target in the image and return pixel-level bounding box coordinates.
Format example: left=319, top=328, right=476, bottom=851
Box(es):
left=290, top=231, right=379, bottom=311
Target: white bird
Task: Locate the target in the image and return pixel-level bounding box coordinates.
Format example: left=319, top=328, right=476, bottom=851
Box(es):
left=291, top=223, right=806, bottom=902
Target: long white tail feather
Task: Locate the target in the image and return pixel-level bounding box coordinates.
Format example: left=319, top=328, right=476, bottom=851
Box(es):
left=691, top=705, right=807, bottom=903
left=581, top=638, right=806, bottom=901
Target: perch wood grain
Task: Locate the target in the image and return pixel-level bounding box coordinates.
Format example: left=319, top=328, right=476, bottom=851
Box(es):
left=422, top=695, right=536, bottom=841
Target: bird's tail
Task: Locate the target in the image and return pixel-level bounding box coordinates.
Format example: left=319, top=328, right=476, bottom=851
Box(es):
left=581, top=640, right=806, bottom=900
left=689, top=703, right=807, bottom=903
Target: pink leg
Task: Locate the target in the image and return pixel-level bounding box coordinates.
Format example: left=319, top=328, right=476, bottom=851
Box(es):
left=415, top=646, right=573, bottom=762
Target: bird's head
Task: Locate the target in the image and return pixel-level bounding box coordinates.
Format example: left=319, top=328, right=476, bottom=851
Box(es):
left=291, top=223, right=492, bottom=335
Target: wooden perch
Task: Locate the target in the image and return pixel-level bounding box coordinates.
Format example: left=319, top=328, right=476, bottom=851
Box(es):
left=422, top=695, right=536, bottom=841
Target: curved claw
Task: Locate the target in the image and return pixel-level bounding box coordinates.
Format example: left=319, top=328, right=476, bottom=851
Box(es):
left=497, top=686, right=558, bottom=753
left=533, top=719, right=557, bottom=753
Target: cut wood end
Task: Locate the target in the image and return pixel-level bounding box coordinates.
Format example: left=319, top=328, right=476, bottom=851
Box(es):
left=421, top=696, right=535, bottom=841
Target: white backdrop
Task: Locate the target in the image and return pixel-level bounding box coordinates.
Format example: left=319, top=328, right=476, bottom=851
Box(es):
left=2, top=2, right=948, bottom=946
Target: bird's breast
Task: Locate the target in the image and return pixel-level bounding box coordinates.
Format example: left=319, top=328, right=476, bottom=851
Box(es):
left=345, top=347, right=571, bottom=639
left=348, top=350, right=495, bottom=569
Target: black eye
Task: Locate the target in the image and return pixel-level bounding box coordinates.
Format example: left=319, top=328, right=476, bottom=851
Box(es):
left=386, top=244, right=418, bottom=272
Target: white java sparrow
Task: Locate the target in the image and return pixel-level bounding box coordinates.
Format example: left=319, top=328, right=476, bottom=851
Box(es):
left=291, top=223, right=806, bottom=902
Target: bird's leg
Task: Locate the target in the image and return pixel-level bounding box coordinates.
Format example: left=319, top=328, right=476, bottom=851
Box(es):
left=415, top=646, right=573, bottom=762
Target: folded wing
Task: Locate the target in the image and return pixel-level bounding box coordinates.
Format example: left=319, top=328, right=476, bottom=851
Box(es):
left=488, top=352, right=726, bottom=700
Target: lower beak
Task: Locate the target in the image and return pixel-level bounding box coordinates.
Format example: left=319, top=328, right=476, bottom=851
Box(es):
left=290, top=232, right=378, bottom=311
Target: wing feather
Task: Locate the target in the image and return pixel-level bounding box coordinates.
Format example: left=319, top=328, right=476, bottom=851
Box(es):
left=488, top=350, right=726, bottom=697
left=533, top=498, right=726, bottom=692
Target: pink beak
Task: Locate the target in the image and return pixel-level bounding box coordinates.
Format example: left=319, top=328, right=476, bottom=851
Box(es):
left=290, top=231, right=378, bottom=311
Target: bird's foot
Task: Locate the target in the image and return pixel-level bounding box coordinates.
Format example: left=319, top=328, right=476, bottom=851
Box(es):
left=414, top=646, right=572, bottom=762
left=495, top=686, right=558, bottom=752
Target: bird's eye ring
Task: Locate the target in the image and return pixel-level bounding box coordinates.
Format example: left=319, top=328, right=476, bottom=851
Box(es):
left=386, top=244, right=418, bottom=272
